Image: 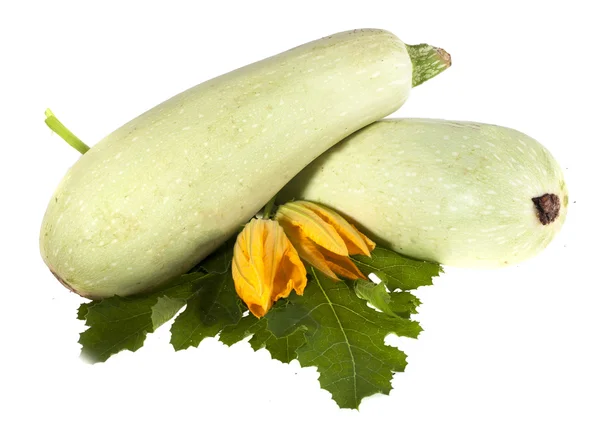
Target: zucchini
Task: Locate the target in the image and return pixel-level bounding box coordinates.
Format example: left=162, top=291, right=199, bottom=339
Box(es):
left=40, top=29, right=450, bottom=298
left=279, top=119, right=567, bottom=267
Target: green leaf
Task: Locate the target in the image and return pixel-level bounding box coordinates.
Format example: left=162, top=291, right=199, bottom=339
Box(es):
left=266, top=268, right=422, bottom=409
left=196, top=239, right=235, bottom=274
left=218, top=313, right=262, bottom=345
left=151, top=296, right=187, bottom=328
left=77, top=302, right=91, bottom=320
left=79, top=296, right=157, bottom=363
left=78, top=237, right=244, bottom=362
left=75, top=233, right=442, bottom=409
left=251, top=325, right=305, bottom=364
left=389, top=291, right=421, bottom=319
left=354, top=279, right=397, bottom=317
left=78, top=273, right=209, bottom=363
left=169, top=271, right=242, bottom=350
left=167, top=238, right=245, bottom=350
left=220, top=313, right=306, bottom=363
left=354, top=279, right=422, bottom=319
left=351, top=246, right=442, bottom=291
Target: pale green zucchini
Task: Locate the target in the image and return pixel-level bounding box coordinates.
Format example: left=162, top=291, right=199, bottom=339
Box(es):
left=279, top=119, right=567, bottom=267
left=40, top=29, right=449, bottom=299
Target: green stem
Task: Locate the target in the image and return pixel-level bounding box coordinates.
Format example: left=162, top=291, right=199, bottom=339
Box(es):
left=407, top=43, right=452, bottom=87
left=262, top=194, right=277, bottom=219
left=44, top=108, right=90, bottom=154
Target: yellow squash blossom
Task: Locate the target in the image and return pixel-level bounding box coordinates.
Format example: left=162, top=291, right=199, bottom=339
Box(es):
left=275, top=201, right=375, bottom=281
left=232, top=218, right=307, bottom=318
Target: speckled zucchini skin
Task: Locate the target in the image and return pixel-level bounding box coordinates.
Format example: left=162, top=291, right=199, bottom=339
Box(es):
left=40, top=29, right=414, bottom=298
left=280, top=119, right=568, bottom=267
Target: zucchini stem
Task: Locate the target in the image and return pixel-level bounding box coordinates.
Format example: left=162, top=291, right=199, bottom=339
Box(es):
left=407, top=44, right=452, bottom=87
left=44, top=108, right=90, bottom=154
left=262, top=195, right=278, bottom=219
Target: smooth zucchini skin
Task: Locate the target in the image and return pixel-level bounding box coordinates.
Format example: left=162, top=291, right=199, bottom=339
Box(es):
left=280, top=119, right=568, bottom=267
left=40, top=29, right=414, bottom=299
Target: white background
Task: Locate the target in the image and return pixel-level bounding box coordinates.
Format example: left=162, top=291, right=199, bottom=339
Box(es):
left=1, top=1, right=599, bottom=421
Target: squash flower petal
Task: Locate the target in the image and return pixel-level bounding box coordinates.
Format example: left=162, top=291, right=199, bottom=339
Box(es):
left=292, top=200, right=375, bottom=256
left=277, top=221, right=340, bottom=280
left=232, top=218, right=307, bottom=318
left=275, top=201, right=375, bottom=281
left=274, top=201, right=348, bottom=255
